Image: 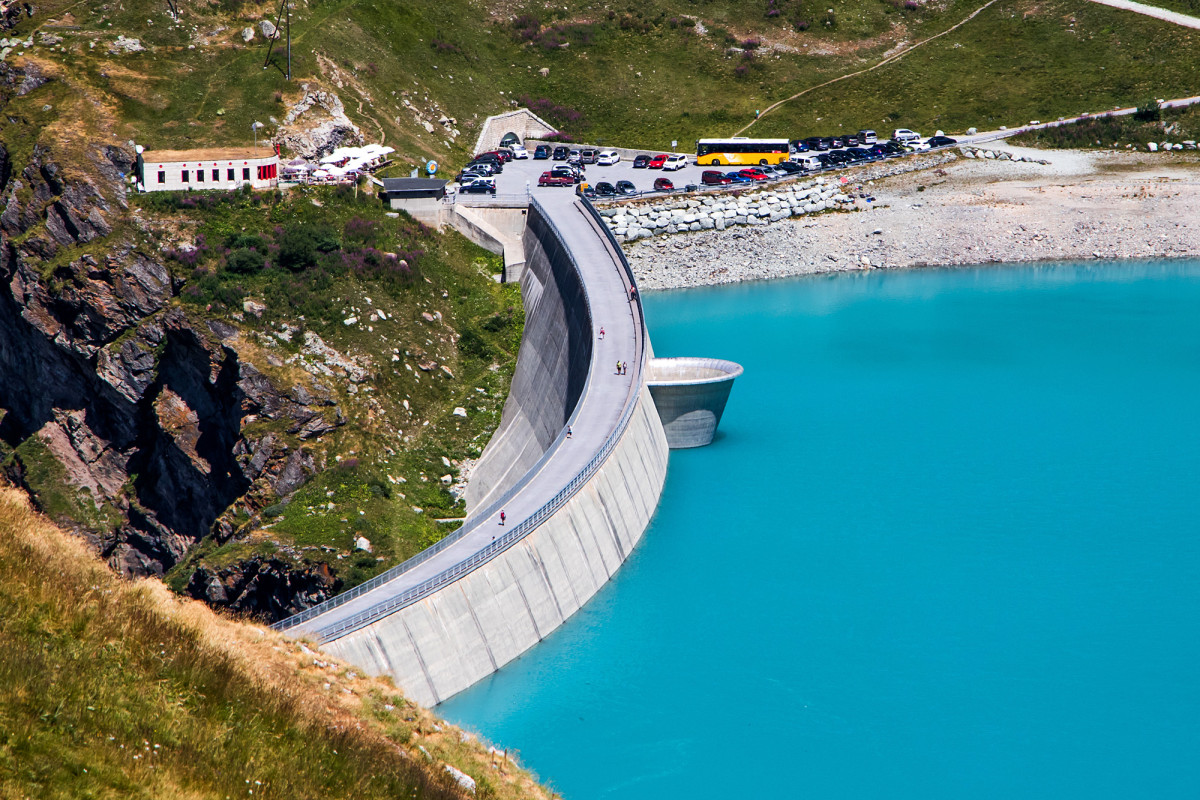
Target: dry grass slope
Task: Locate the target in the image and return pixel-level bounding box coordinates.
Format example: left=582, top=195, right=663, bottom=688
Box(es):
left=0, top=488, right=552, bottom=800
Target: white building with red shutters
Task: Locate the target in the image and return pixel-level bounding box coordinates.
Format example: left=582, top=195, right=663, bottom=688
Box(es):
left=135, top=147, right=280, bottom=192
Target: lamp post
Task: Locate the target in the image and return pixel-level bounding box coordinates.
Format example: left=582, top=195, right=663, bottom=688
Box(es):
left=252, top=121, right=264, bottom=149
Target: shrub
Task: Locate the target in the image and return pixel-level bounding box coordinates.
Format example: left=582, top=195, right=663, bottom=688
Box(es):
left=1134, top=99, right=1162, bottom=122
left=344, top=217, right=380, bottom=249
left=276, top=223, right=340, bottom=272
left=226, top=247, right=266, bottom=275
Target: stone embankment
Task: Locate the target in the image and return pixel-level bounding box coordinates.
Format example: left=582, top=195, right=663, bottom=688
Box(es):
left=960, top=147, right=1049, bottom=163
left=598, top=180, right=849, bottom=242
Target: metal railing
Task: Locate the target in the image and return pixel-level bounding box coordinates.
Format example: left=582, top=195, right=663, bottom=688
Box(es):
left=273, top=197, right=648, bottom=642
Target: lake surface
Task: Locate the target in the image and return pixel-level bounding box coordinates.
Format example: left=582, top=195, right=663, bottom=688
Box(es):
left=441, top=261, right=1200, bottom=800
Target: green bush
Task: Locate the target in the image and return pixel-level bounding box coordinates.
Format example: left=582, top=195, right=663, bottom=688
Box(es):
left=1134, top=99, right=1162, bottom=122
left=226, top=247, right=266, bottom=275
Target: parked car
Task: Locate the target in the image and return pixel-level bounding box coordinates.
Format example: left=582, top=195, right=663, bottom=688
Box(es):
left=594, top=181, right=617, bottom=197
left=791, top=139, right=811, bottom=153
left=868, top=143, right=890, bottom=158
left=499, top=132, right=521, bottom=148
left=596, top=150, right=621, bottom=165
left=804, top=136, right=827, bottom=151
left=662, top=154, right=688, bottom=171
left=702, top=170, right=732, bottom=186
left=580, top=149, right=598, bottom=164
left=457, top=168, right=488, bottom=182
left=796, top=155, right=822, bottom=171
left=552, top=145, right=570, bottom=160
left=926, top=135, right=958, bottom=148
left=567, top=150, right=582, bottom=164
left=648, top=154, right=669, bottom=169
left=738, top=168, right=770, bottom=181
left=776, top=161, right=803, bottom=175
left=549, top=165, right=582, bottom=182
left=845, top=147, right=874, bottom=162
left=507, top=144, right=529, bottom=159
left=820, top=136, right=837, bottom=150
left=632, top=154, right=652, bottom=168
left=881, top=140, right=907, bottom=155
left=538, top=171, right=574, bottom=187
left=478, top=149, right=512, bottom=163
left=460, top=180, right=496, bottom=195
left=534, top=144, right=551, bottom=159
left=578, top=183, right=598, bottom=199
left=466, top=160, right=500, bottom=175
left=617, top=180, right=637, bottom=195
left=652, top=177, right=674, bottom=192
left=859, top=129, right=878, bottom=144
left=727, top=171, right=754, bottom=183
left=892, top=128, right=922, bottom=144
left=844, top=134, right=859, bottom=147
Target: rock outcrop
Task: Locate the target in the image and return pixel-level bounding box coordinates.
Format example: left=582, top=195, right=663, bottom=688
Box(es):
left=185, top=556, right=341, bottom=620
left=0, top=72, right=342, bottom=600
left=275, top=87, right=363, bottom=159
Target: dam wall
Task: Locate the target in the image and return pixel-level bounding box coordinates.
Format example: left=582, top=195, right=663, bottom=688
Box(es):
left=320, top=389, right=667, bottom=706
left=463, top=203, right=593, bottom=515
left=276, top=196, right=670, bottom=707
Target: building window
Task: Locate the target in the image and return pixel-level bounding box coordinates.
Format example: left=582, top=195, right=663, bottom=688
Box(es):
left=157, top=171, right=165, bottom=184
left=212, top=169, right=219, bottom=181
left=181, top=170, right=189, bottom=183
left=196, top=170, right=204, bottom=183
left=227, top=168, right=235, bottom=181
left=243, top=167, right=250, bottom=180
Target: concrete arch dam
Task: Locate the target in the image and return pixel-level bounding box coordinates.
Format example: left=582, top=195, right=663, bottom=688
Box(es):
left=274, top=195, right=678, bottom=706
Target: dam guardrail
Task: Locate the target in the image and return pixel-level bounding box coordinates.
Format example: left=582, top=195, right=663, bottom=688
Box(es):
left=273, top=196, right=647, bottom=642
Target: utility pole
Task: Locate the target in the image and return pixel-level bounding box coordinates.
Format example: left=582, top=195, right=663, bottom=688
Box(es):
left=286, top=0, right=291, bottom=80
left=263, top=0, right=292, bottom=80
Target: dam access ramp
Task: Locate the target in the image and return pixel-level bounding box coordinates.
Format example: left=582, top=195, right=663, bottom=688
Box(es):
left=272, top=195, right=670, bottom=706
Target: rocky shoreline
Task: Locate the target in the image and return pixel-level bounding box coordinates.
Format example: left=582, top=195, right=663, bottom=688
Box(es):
left=625, top=146, right=1200, bottom=290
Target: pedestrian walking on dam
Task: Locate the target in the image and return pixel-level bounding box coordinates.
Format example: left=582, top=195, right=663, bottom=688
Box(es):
left=599, top=327, right=605, bottom=339
left=622, top=361, right=627, bottom=375
left=567, top=425, right=573, bottom=438
left=500, top=511, right=506, bottom=526
left=616, top=360, right=621, bottom=375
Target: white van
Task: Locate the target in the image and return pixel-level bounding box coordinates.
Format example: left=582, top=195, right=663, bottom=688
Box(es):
left=596, top=149, right=620, bottom=165
left=858, top=129, right=877, bottom=144
left=662, top=154, right=688, bottom=171
left=796, top=155, right=822, bottom=171
left=893, top=128, right=922, bottom=144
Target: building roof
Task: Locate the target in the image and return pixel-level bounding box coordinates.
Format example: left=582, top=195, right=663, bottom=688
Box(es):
left=141, top=147, right=277, bottom=164
left=380, top=178, right=447, bottom=197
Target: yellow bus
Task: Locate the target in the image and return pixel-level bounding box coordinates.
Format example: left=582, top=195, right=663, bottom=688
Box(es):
left=695, top=138, right=791, bottom=166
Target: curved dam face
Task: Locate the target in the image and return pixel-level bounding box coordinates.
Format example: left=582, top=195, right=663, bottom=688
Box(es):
left=464, top=206, right=593, bottom=515
left=283, top=198, right=670, bottom=707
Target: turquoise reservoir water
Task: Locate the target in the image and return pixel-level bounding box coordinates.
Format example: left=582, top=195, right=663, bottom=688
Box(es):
left=441, top=261, right=1200, bottom=799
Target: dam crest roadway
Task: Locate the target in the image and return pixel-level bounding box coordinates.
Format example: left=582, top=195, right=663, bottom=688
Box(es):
left=274, top=191, right=742, bottom=706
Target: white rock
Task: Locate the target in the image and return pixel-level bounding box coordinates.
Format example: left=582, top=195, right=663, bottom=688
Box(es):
left=1147, top=142, right=1158, bottom=152
left=241, top=27, right=255, bottom=42
left=354, top=536, right=372, bottom=552
left=453, top=407, right=468, bottom=417
left=444, top=766, right=476, bottom=795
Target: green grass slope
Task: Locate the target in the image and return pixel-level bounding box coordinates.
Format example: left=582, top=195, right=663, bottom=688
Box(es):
left=0, top=488, right=550, bottom=800
left=9, top=0, right=1200, bottom=171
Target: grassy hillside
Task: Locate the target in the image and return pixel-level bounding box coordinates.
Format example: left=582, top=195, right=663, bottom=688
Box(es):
left=0, top=488, right=550, bottom=799
left=8, top=0, right=1200, bottom=172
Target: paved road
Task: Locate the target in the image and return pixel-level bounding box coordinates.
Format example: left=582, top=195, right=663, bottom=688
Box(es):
left=960, top=95, right=1200, bottom=146
left=1088, top=0, right=1200, bottom=28
left=278, top=194, right=644, bottom=640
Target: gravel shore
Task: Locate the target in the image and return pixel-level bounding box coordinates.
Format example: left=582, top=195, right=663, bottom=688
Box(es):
left=625, top=145, right=1200, bottom=290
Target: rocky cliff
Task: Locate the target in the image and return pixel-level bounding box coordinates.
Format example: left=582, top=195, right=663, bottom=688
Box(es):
left=0, top=64, right=340, bottom=606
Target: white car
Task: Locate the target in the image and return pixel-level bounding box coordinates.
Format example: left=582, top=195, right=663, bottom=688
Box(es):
left=662, top=154, right=688, bottom=171
left=507, top=145, right=530, bottom=159
left=892, top=128, right=922, bottom=144
left=596, top=149, right=620, bottom=166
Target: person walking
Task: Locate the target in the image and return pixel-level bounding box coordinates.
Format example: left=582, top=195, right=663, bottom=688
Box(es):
left=566, top=425, right=573, bottom=438
left=621, top=361, right=627, bottom=375
left=500, top=510, right=506, bottom=526
left=616, top=360, right=621, bottom=375
left=599, top=327, right=605, bottom=340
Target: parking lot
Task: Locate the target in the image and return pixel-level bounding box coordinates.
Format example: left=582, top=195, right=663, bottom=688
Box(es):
left=456, top=138, right=958, bottom=203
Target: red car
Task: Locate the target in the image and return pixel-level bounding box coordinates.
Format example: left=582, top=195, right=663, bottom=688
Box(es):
left=477, top=149, right=513, bottom=163
left=701, top=170, right=733, bottom=186
left=739, top=168, right=770, bottom=181
left=648, top=154, right=669, bottom=169
left=538, top=171, right=575, bottom=187
left=653, top=177, right=675, bottom=192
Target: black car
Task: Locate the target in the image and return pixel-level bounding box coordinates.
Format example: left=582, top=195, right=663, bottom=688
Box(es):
left=552, top=145, right=570, bottom=160
left=534, top=144, right=551, bottom=159
left=845, top=147, right=874, bottom=162
left=829, top=136, right=845, bottom=149
left=579, top=184, right=598, bottom=199
left=844, top=134, right=859, bottom=147
left=460, top=181, right=496, bottom=195
left=927, top=135, right=958, bottom=148
left=616, top=180, right=637, bottom=195
left=594, top=181, right=617, bottom=197
left=804, top=136, right=826, bottom=151
left=868, top=143, right=890, bottom=158
left=776, top=161, right=803, bottom=175
left=632, top=154, right=651, bottom=168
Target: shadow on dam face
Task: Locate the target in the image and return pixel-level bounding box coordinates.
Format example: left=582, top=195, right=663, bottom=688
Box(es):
left=646, top=357, right=744, bottom=449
